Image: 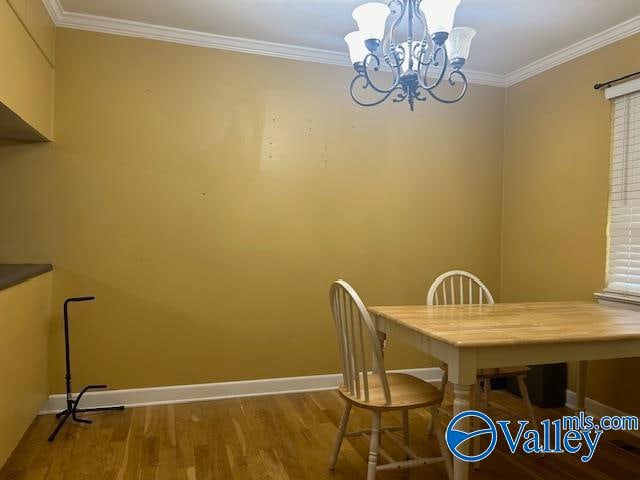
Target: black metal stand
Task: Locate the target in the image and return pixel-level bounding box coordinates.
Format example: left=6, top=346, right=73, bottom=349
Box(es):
left=48, top=296, right=124, bottom=442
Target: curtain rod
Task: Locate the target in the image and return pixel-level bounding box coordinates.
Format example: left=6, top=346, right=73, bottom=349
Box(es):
left=594, top=71, right=640, bottom=90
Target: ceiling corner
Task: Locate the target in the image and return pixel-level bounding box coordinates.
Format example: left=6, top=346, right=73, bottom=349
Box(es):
left=504, top=13, right=640, bottom=87
left=42, top=0, right=64, bottom=24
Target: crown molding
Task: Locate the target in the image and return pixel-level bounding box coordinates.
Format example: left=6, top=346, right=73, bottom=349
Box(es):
left=45, top=1, right=350, bottom=67
left=41, top=0, right=63, bottom=23
left=462, top=70, right=506, bottom=88
left=41, top=0, right=640, bottom=89
left=504, top=14, right=640, bottom=87
left=41, top=0, right=504, bottom=87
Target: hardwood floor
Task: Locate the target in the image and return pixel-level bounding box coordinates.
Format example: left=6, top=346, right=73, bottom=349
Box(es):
left=2, top=389, right=640, bottom=479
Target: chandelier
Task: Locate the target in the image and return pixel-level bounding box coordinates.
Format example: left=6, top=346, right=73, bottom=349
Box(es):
left=344, top=0, right=475, bottom=110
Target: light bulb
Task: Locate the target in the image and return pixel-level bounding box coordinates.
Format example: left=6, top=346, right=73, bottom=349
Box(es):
left=398, top=42, right=417, bottom=73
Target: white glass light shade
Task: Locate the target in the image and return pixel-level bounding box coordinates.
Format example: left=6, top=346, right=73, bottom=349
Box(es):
left=352, top=2, right=391, bottom=42
left=446, top=27, right=476, bottom=61
left=344, top=31, right=369, bottom=64
left=420, top=0, right=461, bottom=35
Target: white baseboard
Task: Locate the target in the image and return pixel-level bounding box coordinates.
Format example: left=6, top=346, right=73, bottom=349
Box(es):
left=41, top=376, right=639, bottom=440
left=565, top=389, right=640, bottom=438
left=40, top=367, right=442, bottom=414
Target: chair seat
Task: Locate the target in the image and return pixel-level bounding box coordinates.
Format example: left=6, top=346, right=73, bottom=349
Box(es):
left=476, top=366, right=530, bottom=379
left=338, top=373, right=443, bottom=411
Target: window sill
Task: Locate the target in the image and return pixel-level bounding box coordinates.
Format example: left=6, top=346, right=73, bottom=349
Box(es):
left=594, top=291, right=640, bottom=309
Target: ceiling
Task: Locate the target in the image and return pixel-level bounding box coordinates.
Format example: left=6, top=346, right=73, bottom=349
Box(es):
left=55, top=0, right=640, bottom=81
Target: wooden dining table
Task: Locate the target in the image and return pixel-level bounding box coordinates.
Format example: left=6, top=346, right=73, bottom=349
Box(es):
left=368, top=301, right=640, bottom=480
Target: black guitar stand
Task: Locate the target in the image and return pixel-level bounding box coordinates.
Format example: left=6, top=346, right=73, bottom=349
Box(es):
left=48, top=296, right=125, bottom=442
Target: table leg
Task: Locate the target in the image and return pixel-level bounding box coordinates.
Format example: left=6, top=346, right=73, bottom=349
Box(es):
left=576, top=360, right=588, bottom=412
left=452, top=383, right=472, bottom=480
left=472, top=382, right=481, bottom=471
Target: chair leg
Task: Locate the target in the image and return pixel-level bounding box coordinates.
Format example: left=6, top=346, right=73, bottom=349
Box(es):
left=483, top=379, right=491, bottom=407
left=426, top=410, right=434, bottom=436
left=472, top=382, right=482, bottom=471
left=431, top=406, right=453, bottom=480
left=516, top=375, right=544, bottom=457
left=517, top=376, right=539, bottom=429
left=367, top=411, right=382, bottom=480
left=329, top=401, right=352, bottom=470
left=402, top=409, right=410, bottom=446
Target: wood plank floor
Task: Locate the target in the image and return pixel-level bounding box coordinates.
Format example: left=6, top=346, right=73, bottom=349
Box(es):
left=2, top=389, right=640, bottom=479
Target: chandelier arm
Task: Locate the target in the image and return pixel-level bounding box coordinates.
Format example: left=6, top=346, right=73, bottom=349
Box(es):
left=418, top=45, right=448, bottom=90
left=349, top=77, right=400, bottom=107
left=392, top=90, right=407, bottom=103
left=384, top=0, right=407, bottom=58
left=361, top=53, right=401, bottom=94
left=406, top=0, right=415, bottom=72
left=424, top=70, right=469, bottom=104
left=412, top=0, right=430, bottom=50
left=416, top=47, right=433, bottom=68
left=384, top=46, right=403, bottom=70
left=414, top=88, right=427, bottom=102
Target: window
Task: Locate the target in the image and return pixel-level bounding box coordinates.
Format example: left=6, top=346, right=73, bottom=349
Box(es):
left=606, top=90, right=640, bottom=296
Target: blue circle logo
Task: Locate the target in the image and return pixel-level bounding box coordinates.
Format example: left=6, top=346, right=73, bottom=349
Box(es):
left=445, top=410, right=497, bottom=462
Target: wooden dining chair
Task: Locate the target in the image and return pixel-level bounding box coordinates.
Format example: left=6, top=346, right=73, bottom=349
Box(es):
left=329, top=280, right=452, bottom=480
left=426, top=270, right=539, bottom=433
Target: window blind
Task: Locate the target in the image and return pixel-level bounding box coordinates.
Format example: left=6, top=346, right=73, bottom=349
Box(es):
left=607, top=90, right=640, bottom=295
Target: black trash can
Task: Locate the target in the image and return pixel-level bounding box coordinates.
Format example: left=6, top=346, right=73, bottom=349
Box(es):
left=506, top=363, right=567, bottom=408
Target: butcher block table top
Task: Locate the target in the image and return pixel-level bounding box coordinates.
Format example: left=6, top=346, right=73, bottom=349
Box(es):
left=368, top=301, right=640, bottom=348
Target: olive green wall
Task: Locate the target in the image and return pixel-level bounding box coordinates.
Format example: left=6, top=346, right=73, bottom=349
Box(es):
left=502, top=33, right=640, bottom=416
left=0, top=28, right=505, bottom=392
left=2, top=25, right=639, bottom=417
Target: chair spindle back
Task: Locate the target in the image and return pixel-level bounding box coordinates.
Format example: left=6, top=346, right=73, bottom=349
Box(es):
left=329, top=280, right=391, bottom=405
left=426, top=270, right=494, bottom=306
